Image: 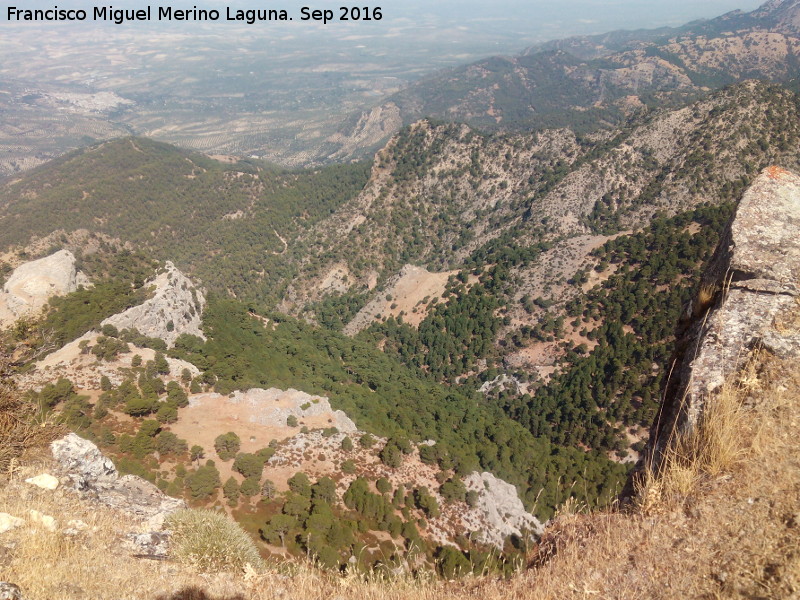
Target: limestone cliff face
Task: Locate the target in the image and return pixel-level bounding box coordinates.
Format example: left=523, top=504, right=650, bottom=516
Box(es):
left=101, top=261, right=205, bottom=348
left=0, top=250, right=89, bottom=326
left=648, top=166, right=800, bottom=468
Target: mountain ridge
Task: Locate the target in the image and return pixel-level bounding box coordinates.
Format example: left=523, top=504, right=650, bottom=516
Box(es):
left=321, top=0, right=800, bottom=162
left=2, top=82, right=799, bottom=471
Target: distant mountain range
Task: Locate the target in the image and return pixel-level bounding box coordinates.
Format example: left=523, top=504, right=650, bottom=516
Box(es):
left=321, top=0, right=800, bottom=161
left=1, top=1, right=799, bottom=173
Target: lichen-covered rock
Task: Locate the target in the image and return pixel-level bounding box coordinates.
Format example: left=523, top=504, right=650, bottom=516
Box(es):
left=0, top=250, right=88, bottom=326
left=98, top=475, right=185, bottom=531
left=51, top=433, right=117, bottom=490
left=649, top=166, right=800, bottom=467
left=62, top=519, right=89, bottom=537
left=0, top=582, right=25, bottom=600
left=101, top=261, right=205, bottom=347
left=125, top=531, right=171, bottom=558
left=50, top=433, right=184, bottom=530
left=462, top=472, right=543, bottom=547
left=28, top=510, right=57, bottom=532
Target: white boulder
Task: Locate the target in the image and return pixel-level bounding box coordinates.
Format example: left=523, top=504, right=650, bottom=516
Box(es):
left=0, top=250, right=88, bottom=326
left=24, top=473, right=60, bottom=491
left=0, top=513, right=25, bottom=534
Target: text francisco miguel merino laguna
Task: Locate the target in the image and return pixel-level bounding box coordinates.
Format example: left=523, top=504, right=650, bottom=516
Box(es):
left=5, top=5, right=368, bottom=25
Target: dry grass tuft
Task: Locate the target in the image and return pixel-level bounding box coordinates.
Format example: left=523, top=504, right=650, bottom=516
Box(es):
left=637, top=364, right=755, bottom=510
left=693, top=281, right=719, bottom=317
left=0, top=350, right=63, bottom=477
left=519, top=353, right=800, bottom=599
left=166, top=509, right=265, bottom=574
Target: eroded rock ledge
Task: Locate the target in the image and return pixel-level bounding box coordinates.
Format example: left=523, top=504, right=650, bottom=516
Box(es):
left=0, top=250, right=89, bottom=327
left=648, top=166, right=800, bottom=467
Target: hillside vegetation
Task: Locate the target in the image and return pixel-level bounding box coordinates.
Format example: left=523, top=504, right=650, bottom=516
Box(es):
left=1, top=352, right=795, bottom=599
left=279, top=81, right=800, bottom=461
left=288, top=81, right=800, bottom=299
left=2, top=82, right=800, bottom=511
left=0, top=139, right=371, bottom=307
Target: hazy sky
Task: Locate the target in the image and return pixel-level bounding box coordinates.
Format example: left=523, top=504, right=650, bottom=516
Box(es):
left=393, top=0, right=766, bottom=29
left=0, top=0, right=771, bottom=71
left=387, top=0, right=768, bottom=45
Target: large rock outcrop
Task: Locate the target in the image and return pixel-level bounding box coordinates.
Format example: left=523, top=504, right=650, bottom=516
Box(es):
left=101, top=261, right=205, bottom=347
left=227, top=388, right=358, bottom=433
left=51, top=433, right=184, bottom=531
left=462, top=472, right=544, bottom=547
left=648, top=166, right=800, bottom=467
left=0, top=250, right=88, bottom=326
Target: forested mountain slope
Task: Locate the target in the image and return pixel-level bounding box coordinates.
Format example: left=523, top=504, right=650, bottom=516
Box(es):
left=282, top=81, right=800, bottom=466
left=323, top=0, right=800, bottom=160
left=2, top=82, right=800, bottom=469
left=0, top=139, right=370, bottom=307
left=285, top=81, right=800, bottom=309
left=5, top=83, right=798, bottom=323
left=2, top=78, right=800, bottom=540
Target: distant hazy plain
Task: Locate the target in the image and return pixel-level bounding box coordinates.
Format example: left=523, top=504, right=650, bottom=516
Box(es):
left=0, top=0, right=768, bottom=169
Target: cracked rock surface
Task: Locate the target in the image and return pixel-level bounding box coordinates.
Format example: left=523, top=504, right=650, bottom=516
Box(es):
left=51, top=433, right=184, bottom=531
left=650, top=166, right=800, bottom=465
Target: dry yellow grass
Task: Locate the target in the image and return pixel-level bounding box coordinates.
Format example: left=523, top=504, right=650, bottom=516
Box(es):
left=521, top=354, right=800, bottom=600
left=1, top=354, right=798, bottom=600
left=0, top=349, right=63, bottom=477
left=637, top=360, right=755, bottom=507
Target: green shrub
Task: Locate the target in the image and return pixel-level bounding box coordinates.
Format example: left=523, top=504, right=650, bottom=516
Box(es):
left=437, top=545, right=471, bottom=579
left=156, top=431, right=188, bottom=456
left=240, top=477, right=261, bottom=497
left=223, top=476, right=240, bottom=506
left=186, top=462, right=221, bottom=499
left=214, top=431, right=241, bottom=460
left=379, top=441, right=402, bottom=468
left=165, top=509, right=264, bottom=572
left=232, top=452, right=264, bottom=479
left=287, top=472, right=311, bottom=497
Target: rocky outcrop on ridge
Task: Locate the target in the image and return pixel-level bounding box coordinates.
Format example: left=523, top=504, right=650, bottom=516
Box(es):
left=0, top=250, right=89, bottom=327
left=463, top=472, right=544, bottom=547
left=18, top=331, right=200, bottom=392
left=648, top=166, right=800, bottom=467
left=101, top=261, right=205, bottom=347
left=226, top=388, right=358, bottom=433
left=267, top=428, right=540, bottom=549
left=51, top=433, right=185, bottom=532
